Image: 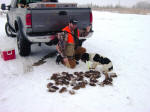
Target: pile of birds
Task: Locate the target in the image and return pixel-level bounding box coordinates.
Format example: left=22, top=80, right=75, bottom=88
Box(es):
left=47, top=70, right=117, bottom=95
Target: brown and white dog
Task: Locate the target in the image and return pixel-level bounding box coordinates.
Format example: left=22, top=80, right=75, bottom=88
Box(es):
left=81, top=53, right=113, bottom=80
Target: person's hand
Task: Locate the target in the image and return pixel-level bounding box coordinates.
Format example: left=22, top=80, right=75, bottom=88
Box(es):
left=63, top=57, right=69, bottom=64
left=86, top=25, right=91, bottom=32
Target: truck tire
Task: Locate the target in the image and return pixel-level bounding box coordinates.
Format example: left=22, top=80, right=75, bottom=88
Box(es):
left=5, top=22, right=16, bottom=37
left=17, top=30, right=31, bottom=56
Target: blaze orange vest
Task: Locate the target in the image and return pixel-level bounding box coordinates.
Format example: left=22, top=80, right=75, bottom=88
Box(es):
left=62, top=26, right=80, bottom=44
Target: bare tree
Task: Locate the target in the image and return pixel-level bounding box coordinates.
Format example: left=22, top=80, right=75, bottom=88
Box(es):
left=133, top=1, right=150, bottom=9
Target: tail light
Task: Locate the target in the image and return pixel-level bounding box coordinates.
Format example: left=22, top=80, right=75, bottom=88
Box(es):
left=90, top=12, right=93, bottom=24
left=26, top=14, right=32, bottom=28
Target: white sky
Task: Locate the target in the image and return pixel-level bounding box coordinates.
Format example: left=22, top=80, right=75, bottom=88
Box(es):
left=0, top=0, right=150, bottom=7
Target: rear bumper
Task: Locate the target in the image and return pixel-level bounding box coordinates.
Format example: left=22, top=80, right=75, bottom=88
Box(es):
left=27, top=35, right=52, bottom=43
left=26, top=31, right=93, bottom=43
left=79, top=30, right=94, bottom=39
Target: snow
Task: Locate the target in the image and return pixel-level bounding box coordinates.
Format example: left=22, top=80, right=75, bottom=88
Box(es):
left=0, top=11, right=150, bottom=112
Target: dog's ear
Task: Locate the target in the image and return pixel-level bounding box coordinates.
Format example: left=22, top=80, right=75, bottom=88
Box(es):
left=93, top=54, right=101, bottom=62
left=86, top=53, right=90, bottom=61
left=81, top=53, right=89, bottom=62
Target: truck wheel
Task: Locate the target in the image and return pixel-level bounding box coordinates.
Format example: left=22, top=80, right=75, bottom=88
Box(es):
left=5, top=22, right=16, bottom=37
left=17, top=30, right=31, bottom=56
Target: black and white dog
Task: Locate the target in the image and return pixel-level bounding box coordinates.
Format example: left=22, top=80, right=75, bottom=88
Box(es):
left=81, top=53, right=113, bottom=79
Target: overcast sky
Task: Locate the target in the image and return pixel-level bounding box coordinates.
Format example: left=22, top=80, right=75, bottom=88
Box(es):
left=1, top=0, right=150, bottom=7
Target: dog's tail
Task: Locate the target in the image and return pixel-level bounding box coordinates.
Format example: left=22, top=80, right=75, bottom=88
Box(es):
left=103, top=62, right=113, bottom=73
left=108, top=66, right=113, bottom=72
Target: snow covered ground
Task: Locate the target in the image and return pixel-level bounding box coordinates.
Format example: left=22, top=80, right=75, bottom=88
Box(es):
left=0, top=11, right=150, bottom=112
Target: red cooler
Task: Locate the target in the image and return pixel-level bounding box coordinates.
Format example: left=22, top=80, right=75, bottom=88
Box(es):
left=1, top=49, right=16, bottom=61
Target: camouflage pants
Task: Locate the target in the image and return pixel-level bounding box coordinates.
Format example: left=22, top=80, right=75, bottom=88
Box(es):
left=63, top=47, right=86, bottom=68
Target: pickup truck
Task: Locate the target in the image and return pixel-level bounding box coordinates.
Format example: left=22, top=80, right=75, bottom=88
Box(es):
left=1, top=0, right=93, bottom=56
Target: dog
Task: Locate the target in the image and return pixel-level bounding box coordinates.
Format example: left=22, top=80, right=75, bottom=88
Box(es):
left=56, top=54, right=63, bottom=64
left=81, top=53, right=113, bottom=80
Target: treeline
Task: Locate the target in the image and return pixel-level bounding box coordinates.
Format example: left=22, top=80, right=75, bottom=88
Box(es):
left=79, top=1, right=150, bottom=10
left=133, top=1, right=150, bottom=9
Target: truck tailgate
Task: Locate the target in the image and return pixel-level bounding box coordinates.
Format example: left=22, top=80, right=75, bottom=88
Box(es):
left=30, top=8, right=91, bottom=33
